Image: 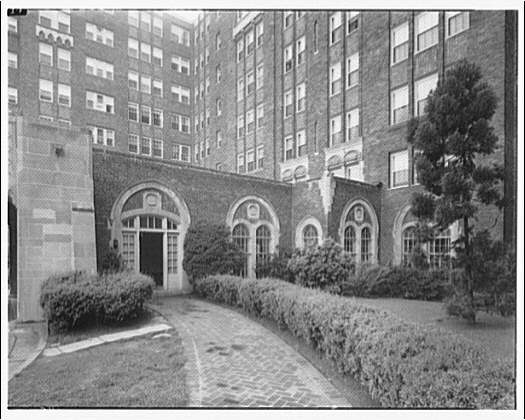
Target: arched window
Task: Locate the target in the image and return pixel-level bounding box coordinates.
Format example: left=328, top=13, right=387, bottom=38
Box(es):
left=303, top=224, right=319, bottom=248
left=402, top=226, right=417, bottom=266
left=232, top=223, right=250, bottom=277
left=361, top=227, right=371, bottom=263
left=429, top=228, right=451, bottom=269
left=344, top=225, right=356, bottom=260
left=255, top=225, right=271, bottom=275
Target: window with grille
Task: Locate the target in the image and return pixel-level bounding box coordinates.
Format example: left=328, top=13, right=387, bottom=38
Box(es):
left=360, top=227, right=372, bottom=263
left=141, top=105, right=151, bottom=124
left=128, top=103, right=138, bottom=121
left=122, top=232, right=135, bottom=269
left=141, top=137, right=151, bottom=155
left=128, top=134, right=139, bottom=153
left=344, top=225, right=356, bottom=260
left=152, top=138, right=163, bottom=158
left=402, top=226, right=417, bottom=266
left=390, top=150, right=409, bottom=188
left=153, top=109, right=163, bottom=127
left=88, top=126, right=114, bottom=147
left=139, top=215, right=162, bottom=229
left=232, top=224, right=249, bottom=277
left=429, top=229, right=451, bottom=269
left=303, top=225, right=319, bottom=248
left=391, top=22, right=409, bottom=65
left=256, top=225, right=271, bottom=275
left=391, top=85, right=409, bottom=124
left=167, top=234, right=178, bottom=273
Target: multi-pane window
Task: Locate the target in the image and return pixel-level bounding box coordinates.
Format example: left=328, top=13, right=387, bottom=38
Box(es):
left=256, top=21, right=264, bottom=47
left=57, top=48, right=71, bottom=71
left=346, top=108, right=360, bottom=141
left=247, top=149, right=256, bottom=172
left=140, top=42, right=151, bottom=62
left=128, top=38, right=139, bottom=58
left=128, top=134, right=139, bottom=153
left=232, top=223, right=249, bottom=276
left=121, top=232, right=135, bottom=269
left=330, top=115, right=342, bottom=146
left=246, top=71, right=255, bottom=95
left=140, top=75, right=151, bottom=94
left=172, top=114, right=190, bottom=133
left=296, top=36, right=305, bottom=65
left=39, top=79, right=53, bottom=102
left=237, top=115, right=245, bottom=138
left=347, top=11, right=360, bottom=34
left=257, top=145, right=264, bottom=168
left=257, top=104, right=264, bottom=128
left=141, top=105, right=151, bottom=124
left=390, top=150, right=409, bottom=188
left=296, top=83, right=306, bottom=113
left=347, top=53, right=359, bottom=88
left=86, top=57, right=114, bottom=80
left=171, top=24, right=190, bottom=46
left=153, top=109, right=163, bottom=127
left=87, top=126, right=114, bottom=147
left=57, top=84, right=71, bottom=107
left=330, top=63, right=341, bottom=96
left=171, top=55, right=190, bottom=74
left=361, top=227, right=372, bottom=263
left=246, top=30, right=254, bottom=55
left=8, top=52, right=17, bottom=68
left=256, top=65, right=264, bottom=89
left=237, top=154, right=245, bottom=173
left=39, top=43, right=53, bottom=66
left=391, top=85, right=409, bottom=124
left=172, top=144, right=191, bottom=162
left=153, top=79, right=163, bottom=97
left=167, top=233, right=177, bottom=274
left=284, top=11, right=293, bottom=29
left=284, top=135, right=294, bottom=160
left=303, top=225, right=319, bottom=248
left=391, top=22, right=409, bottom=65
left=330, top=12, right=342, bottom=45
left=8, top=87, right=18, bottom=105
left=237, top=39, right=244, bottom=62
left=237, top=78, right=244, bottom=100
left=152, top=47, right=163, bottom=66
left=152, top=138, right=163, bottom=158
left=86, top=23, right=113, bottom=46
left=128, top=102, right=138, bottom=121
left=414, top=73, right=438, bottom=116
left=8, top=17, right=17, bottom=33
left=446, top=11, right=469, bottom=37
left=415, top=12, right=439, bottom=53
left=284, top=44, right=293, bottom=73
left=284, top=90, right=293, bottom=118
left=428, top=229, right=451, bottom=269
left=39, top=11, right=70, bottom=33
left=296, top=130, right=307, bottom=157
left=402, top=226, right=417, bottom=266
left=153, top=16, right=163, bottom=36
left=216, top=98, right=222, bottom=116
left=171, top=85, right=190, bottom=104
left=246, top=109, right=255, bottom=133
left=343, top=225, right=356, bottom=259
left=141, top=137, right=151, bottom=155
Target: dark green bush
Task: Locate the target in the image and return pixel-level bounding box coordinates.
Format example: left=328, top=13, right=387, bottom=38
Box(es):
left=40, top=270, right=154, bottom=332
left=101, top=248, right=126, bottom=273
left=342, top=264, right=451, bottom=301
left=287, top=239, right=354, bottom=293
left=194, top=275, right=514, bottom=408
left=183, top=221, right=244, bottom=283
left=255, top=247, right=294, bottom=281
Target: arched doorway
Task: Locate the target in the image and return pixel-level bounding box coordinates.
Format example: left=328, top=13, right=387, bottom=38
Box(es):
left=339, top=199, right=379, bottom=264
left=226, top=196, right=280, bottom=278
left=110, top=182, right=191, bottom=292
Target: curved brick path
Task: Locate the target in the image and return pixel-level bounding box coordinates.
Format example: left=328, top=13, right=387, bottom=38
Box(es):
left=152, top=297, right=350, bottom=408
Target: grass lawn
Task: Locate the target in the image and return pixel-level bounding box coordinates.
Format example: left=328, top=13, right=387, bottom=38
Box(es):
left=349, top=297, right=515, bottom=361
left=8, top=331, right=188, bottom=408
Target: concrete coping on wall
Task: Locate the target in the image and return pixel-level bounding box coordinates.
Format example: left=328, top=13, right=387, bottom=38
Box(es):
left=332, top=176, right=382, bottom=190
left=93, top=148, right=294, bottom=189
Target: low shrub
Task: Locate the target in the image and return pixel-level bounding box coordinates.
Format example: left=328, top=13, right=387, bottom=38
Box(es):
left=194, top=275, right=514, bottom=408
left=342, top=264, right=451, bottom=301
left=100, top=248, right=126, bottom=273
left=40, top=270, right=155, bottom=332
left=255, top=247, right=294, bottom=282
left=287, top=239, right=354, bottom=293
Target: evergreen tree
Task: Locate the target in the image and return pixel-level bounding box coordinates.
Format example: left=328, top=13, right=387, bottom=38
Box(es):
left=408, top=60, right=505, bottom=322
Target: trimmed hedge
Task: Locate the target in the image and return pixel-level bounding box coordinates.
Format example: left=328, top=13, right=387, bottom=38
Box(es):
left=194, top=275, right=514, bottom=408
left=40, top=270, right=155, bottom=332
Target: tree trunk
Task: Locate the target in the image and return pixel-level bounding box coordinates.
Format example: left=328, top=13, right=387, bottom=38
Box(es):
left=463, top=216, right=476, bottom=323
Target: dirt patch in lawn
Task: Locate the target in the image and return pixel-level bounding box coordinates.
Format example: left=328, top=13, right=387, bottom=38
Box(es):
left=8, top=330, right=188, bottom=408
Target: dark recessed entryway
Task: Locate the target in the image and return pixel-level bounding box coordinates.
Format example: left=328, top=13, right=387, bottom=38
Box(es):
left=140, top=231, right=163, bottom=287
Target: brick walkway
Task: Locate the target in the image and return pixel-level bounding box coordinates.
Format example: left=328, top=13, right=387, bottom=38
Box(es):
left=152, top=297, right=350, bottom=408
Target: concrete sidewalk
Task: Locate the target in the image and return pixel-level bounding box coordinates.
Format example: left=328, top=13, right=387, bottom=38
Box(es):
left=8, top=321, right=48, bottom=381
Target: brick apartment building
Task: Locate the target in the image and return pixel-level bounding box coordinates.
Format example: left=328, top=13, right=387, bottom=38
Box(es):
left=7, top=9, right=517, bottom=320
